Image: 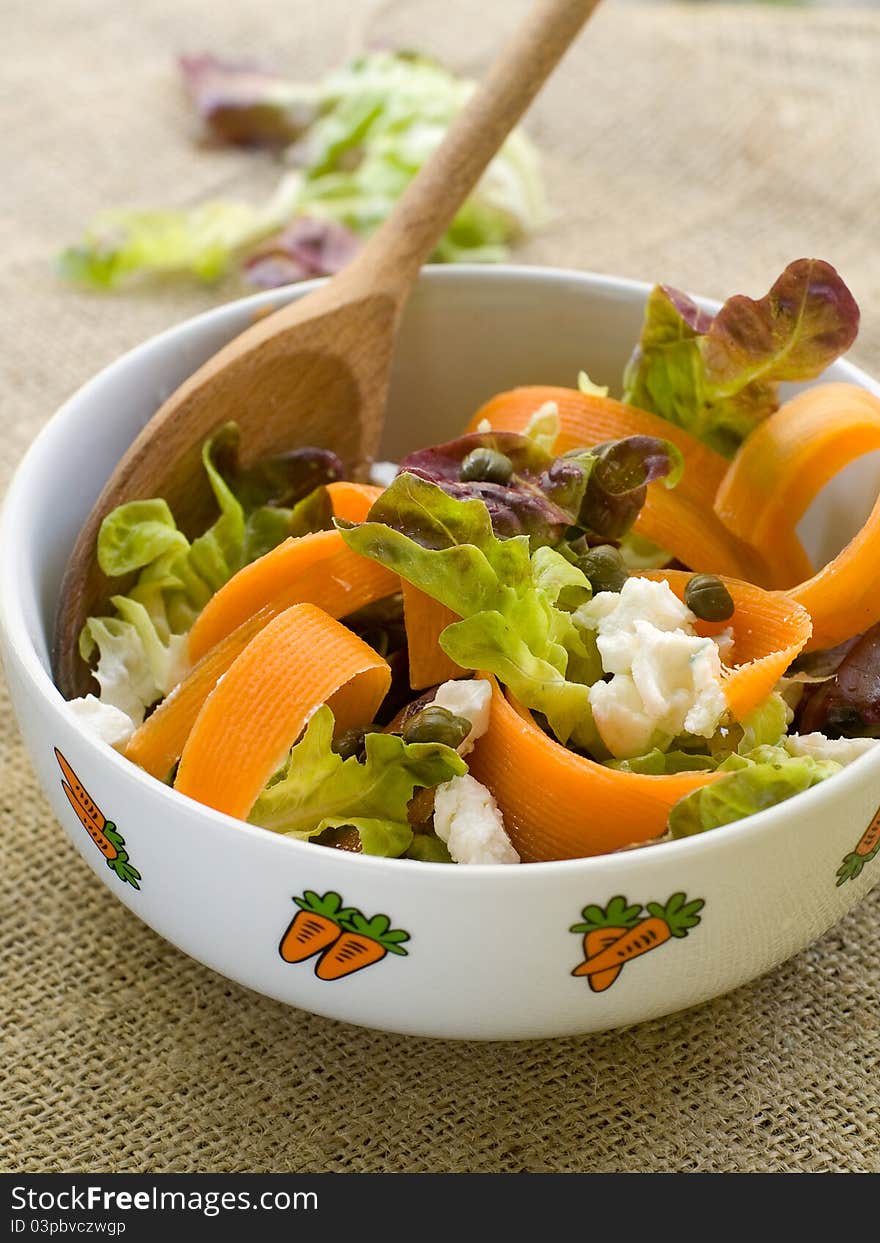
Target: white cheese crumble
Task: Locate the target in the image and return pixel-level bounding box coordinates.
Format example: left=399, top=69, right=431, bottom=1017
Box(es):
left=575, top=577, right=728, bottom=760
left=433, top=774, right=520, bottom=864
left=432, top=678, right=492, bottom=756
left=784, top=732, right=880, bottom=766
left=66, top=695, right=136, bottom=751
left=368, top=460, right=399, bottom=488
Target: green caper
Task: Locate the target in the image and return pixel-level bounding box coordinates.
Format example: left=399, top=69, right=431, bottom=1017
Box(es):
left=685, top=573, right=735, bottom=622
left=332, top=727, right=368, bottom=761
left=460, top=447, right=514, bottom=485
left=577, top=544, right=628, bottom=594
left=402, top=705, right=471, bottom=749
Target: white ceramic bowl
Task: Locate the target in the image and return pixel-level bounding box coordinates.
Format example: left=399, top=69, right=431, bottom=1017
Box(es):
left=3, top=267, right=880, bottom=1040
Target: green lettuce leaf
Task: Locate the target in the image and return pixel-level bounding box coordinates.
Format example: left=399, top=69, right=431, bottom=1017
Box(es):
left=316, top=818, right=415, bottom=858
left=668, top=748, right=840, bottom=838
left=340, top=473, right=603, bottom=747
left=623, top=259, right=860, bottom=456
left=405, top=834, right=454, bottom=863
left=607, top=749, right=720, bottom=775
left=59, top=175, right=303, bottom=288
left=733, top=692, right=793, bottom=754
left=249, top=704, right=466, bottom=847
left=79, top=426, right=333, bottom=722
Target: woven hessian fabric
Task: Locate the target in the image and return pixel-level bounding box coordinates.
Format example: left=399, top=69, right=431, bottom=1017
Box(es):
left=2, top=0, right=879, bottom=1172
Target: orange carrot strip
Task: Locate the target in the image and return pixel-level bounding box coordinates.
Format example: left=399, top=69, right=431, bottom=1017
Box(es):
left=715, top=384, right=880, bottom=587
left=175, top=604, right=391, bottom=820
left=325, top=481, right=384, bottom=523
left=789, top=498, right=880, bottom=650
left=401, top=581, right=464, bottom=690
left=715, top=384, right=880, bottom=647
left=467, top=386, right=770, bottom=582
left=643, top=570, right=812, bottom=720
left=188, top=529, right=398, bottom=662
left=629, top=485, right=776, bottom=585
left=125, top=610, right=272, bottom=780
left=467, top=676, right=719, bottom=862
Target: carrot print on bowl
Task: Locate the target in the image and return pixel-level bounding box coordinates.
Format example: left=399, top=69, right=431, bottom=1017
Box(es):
left=836, top=806, right=880, bottom=886
left=54, top=748, right=141, bottom=889
left=570, top=892, right=704, bottom=992
left=278, top=890, right=410, bottom=980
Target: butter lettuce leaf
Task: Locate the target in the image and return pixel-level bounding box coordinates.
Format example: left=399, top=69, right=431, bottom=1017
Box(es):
left=668, top=748, right=840, bottom=838
left=249, top=704, right=466, bottom=848
left=79, top=425, right=334, bottom=722
left=340, top=474, right=603, bottom=747
left=623, top=259, right=859, bottom=456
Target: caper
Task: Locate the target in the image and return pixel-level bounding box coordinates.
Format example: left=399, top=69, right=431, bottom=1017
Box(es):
left=402, top=705, right=471, bottom=749
left=316, top=825, right=363, bottom=853
left=332, top=727, right=368, bottom=761
left=578, top=544, right=628, bottom=594
left=685, top=573, right=735, bottom=622
left=460, top=447, right=514, bottom=485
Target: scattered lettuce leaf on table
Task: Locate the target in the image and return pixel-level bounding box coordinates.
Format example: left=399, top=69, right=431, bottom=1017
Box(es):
left=59, top=175, right=304, bottom=289
left=249, top=703, right=466, bottom=853
left=243, top=216, right=360, bottom=289
left=622, top=259, right=860, bottom=457
left=179, top=53, right=321, bottom=146
left=61, top=50, right=545, bottom=289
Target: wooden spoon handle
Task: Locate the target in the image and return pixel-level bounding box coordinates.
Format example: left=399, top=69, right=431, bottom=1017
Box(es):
left=351, top=0, right=602, bottom=290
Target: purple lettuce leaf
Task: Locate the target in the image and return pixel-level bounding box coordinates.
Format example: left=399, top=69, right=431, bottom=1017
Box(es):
left=210, top=421, right=345, bottom=511
left=568, top=436, right=684, bottom=541
left=399, top=429, right=681, bottom=547
left=796, top=624, right=880, bottom=737
left=179, top=54, right=319, bottom=147
left=243, top=217, right=361, bottom=288
left=623, top=259, right=860, bottom=457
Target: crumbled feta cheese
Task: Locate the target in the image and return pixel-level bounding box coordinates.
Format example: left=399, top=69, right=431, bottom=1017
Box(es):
left=576, top=576, right=695, bottom=638
left=368, top=460, right=399, bottom=488
left=433, top=774, right=520, bottom=864
left=784, top=732, right=880, bottom=766
left=432, top=678, right=492, bottom=756
left=576, top=577, right=728, bottom=760
left=66, top=695, right=136, bottom=750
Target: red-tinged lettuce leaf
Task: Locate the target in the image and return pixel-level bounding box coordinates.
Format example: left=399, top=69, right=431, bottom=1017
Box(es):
left=179, top=54, right=319, bottom=146
left=399, top=430, right=681, bottom=547
left=209, top=421, right=344, bottom=511
left=796, top=624, right=880, bottom=738
left=567, top=436, right=684, bottom=541
left=623, top=259, right=860, bottom=457
left=243, top=217, right=360, bottom=288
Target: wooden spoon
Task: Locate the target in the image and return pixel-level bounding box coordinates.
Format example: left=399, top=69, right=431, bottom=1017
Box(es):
left=55, top=0, right=602, bottom=697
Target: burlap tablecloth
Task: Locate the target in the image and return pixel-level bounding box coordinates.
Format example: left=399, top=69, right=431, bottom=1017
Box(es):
left=3, top=0, right=880, bottom=1173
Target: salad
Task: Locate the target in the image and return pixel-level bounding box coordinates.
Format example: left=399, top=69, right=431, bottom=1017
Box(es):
left=64, top=258, right=880, bottom=864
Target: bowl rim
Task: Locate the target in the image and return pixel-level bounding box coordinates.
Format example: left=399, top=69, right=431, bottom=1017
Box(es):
left=2, top=262, right=879, bottom=881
